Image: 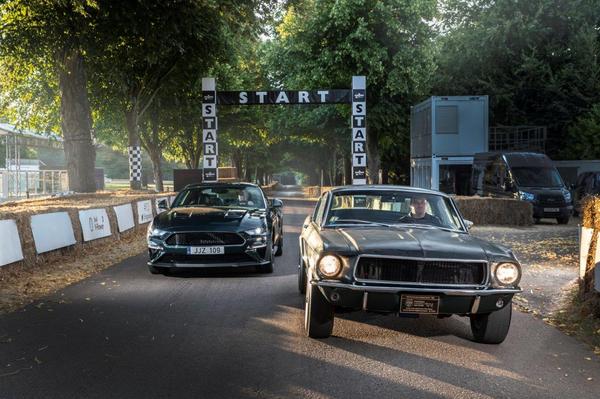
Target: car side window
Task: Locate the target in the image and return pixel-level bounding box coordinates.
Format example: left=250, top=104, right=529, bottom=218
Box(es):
left=314, top=193, right=329, bottom=225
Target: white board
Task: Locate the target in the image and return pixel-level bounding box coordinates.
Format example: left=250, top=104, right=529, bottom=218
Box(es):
left=78, top=208, right=112, bottom=242
left=31, top=212, right=76, bottom=254
left=137, top=200, right=153, bottom=224
left=155, top=197, right=169, bottom=213
left=113, top=203, right=135, bottom=233
left=0, top=219, right=24, bottom=266
left=580, top=226, right=593, bottom=279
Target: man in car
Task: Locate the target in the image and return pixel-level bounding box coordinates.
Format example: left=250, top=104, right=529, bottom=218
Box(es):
left=400, top=196, right=442, bottom=226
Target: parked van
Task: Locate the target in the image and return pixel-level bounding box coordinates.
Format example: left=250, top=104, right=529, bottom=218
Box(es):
left=471, top=152, right=572, bottom=224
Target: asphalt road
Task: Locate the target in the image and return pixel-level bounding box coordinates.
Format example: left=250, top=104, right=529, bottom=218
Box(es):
left=1, top=200, right=600, bottom=399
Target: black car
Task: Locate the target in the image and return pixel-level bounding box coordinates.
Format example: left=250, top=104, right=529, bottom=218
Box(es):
left=299, top=185, right=522, bottom=344
left=571, top=171, right=600, bottom=216
left=147, top=183, right=283, bottom=274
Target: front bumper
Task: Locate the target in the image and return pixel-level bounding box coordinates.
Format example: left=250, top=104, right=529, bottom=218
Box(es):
left=532, top=204, right=572, bottom=219
left=314, top=280, right=520, bottom=315
left=147, top=241, right=271, bottom=269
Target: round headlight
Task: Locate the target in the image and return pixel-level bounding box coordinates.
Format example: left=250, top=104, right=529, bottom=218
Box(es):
left=494, top=263, right=520, bottom=286
left=318, top=255, right=342, bottom=277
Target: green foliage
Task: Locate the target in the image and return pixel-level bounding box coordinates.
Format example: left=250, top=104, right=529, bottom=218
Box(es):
left=564, top=104, right=600, bottom=159
left=265, top=0, right=438, bottom=182
left=436, top=0, right=600, bottom=158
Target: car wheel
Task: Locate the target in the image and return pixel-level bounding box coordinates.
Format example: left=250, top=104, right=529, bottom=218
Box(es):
left=304, top=279, right=334, bottom=338
left=274, top=233, right=283, bottom=257
left=258, top=240, right=274, bottom=274
left=470, top=301, right=512, bottom=344
left=534, top=217, right=541, bottom=224
left=298, top=255, right=307, bottom=295
left=557, top=216, right=570, bottom=225
left=147, top=265, right=163, bottom=275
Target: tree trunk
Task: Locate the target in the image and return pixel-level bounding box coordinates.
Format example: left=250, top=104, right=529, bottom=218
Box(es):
left=125, top=104, right=142, bottom=190
left=58, top=49, right=96, bottom=193
left=367, top=129, right=381, bottom=184
left=149, top=149, right=164, bottom=192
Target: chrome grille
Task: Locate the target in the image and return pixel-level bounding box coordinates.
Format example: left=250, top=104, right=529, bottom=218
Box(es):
left=356, top=257, right=486, bottom=285
left=165, top=232, right=244, bottom=246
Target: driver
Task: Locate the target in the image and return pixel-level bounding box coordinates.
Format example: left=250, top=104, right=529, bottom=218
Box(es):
left=399, top=197, right=442, bottom=226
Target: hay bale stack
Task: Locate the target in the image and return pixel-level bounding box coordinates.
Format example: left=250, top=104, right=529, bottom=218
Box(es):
left=454, top=196, right=533, bottom=226
left=581, top=196, right=600, bottom=309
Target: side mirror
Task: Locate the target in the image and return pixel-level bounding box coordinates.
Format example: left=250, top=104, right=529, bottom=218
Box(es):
left=157, top=199, right=169, bottom=212
left=464, top=219, right=474, bottom=231
left=271, top=198, right=283, bottom=208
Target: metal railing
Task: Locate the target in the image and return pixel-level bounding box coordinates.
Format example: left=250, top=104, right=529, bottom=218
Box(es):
left=0, top=170, right=69, bottom=200
left=489, top=126, right=547, bottom=153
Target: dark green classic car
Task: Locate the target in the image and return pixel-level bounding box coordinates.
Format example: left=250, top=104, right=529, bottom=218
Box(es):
left=299, top=185, right=521, bottom=344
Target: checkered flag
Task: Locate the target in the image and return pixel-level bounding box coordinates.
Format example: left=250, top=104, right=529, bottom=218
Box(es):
left=128, top=146, right=142, bottom=182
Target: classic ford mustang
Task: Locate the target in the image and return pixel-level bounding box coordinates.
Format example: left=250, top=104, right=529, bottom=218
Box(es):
left=147, top=183, right=283, bottom=274
left=299, top=185, right=522, bottom=344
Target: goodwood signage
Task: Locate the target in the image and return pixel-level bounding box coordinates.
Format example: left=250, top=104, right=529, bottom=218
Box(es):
left=201, top=76, right=367, bottom=184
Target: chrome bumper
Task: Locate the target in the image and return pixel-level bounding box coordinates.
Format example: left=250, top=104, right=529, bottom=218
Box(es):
left=313, top=280, right=521, bottom=296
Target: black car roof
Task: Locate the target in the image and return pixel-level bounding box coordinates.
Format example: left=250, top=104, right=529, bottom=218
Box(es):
left=182, top=182, right=260, bottom=190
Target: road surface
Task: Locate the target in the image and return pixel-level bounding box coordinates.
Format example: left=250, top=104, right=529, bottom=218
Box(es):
left=1, top=200, right=599, bottom=398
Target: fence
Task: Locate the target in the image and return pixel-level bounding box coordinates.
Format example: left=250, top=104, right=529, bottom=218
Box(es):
left=489, top=126, right=547, bottom=153
left=0, top=170, right=69, bottom=200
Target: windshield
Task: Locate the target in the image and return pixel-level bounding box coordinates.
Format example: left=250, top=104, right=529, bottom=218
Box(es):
left=511, top=167, right=564, bottom=188
left=324, top=191, right=464, bottom=231
left=172, top=186, right=266, bottom=209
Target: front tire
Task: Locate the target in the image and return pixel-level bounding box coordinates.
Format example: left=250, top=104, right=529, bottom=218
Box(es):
left=304, top=280, right=334, bottom=338
left=298, top=256, right=307, bottom=295
left=274, top=233, right=283, bottom=257
left=557, top=216, right=570, bottom=225
left=470, top=301, right=512, bottom=344
left=147, top=265, right=163, bottom=275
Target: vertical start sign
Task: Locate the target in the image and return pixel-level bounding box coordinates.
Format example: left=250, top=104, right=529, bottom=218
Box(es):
left=202, top=77, right=218, bottom=182
left=352, top=76, right=367, bottom=185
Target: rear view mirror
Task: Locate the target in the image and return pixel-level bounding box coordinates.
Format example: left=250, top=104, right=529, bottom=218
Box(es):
left=271, top=198, right=283, bottom=208
left=157, top=199, right=169, bottom=212
left=464, top=219, right=474, bottom=230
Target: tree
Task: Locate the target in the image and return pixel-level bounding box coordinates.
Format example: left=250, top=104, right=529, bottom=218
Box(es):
left=0, top=0, right=98, bottom=192
left=265, top=0, right=437, bottom=183
left=435, top=0, right=600, bottom=158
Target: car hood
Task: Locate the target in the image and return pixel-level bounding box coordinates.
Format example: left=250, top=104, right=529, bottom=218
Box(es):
left=152, top=207, right=266, bottom=233
left=322, top=226, right=513, bottom=262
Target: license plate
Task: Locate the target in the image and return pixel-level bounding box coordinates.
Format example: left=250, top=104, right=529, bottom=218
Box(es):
left=187, top=246, right=224, bottom=255
left=400, top=295, right=440, bottom=314
left=544, top=207, right=559, bottom=212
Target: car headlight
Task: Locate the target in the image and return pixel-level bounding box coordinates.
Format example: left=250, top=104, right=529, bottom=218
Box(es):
left=147, top=225, right=169, bottom=240
left=563, top=190, right=572, bottom=203
left=493, top=262, right=521, bottom=286
left=519, top=191, right=535, bottom=201
left=318, top=255, right=342, bottom=278
left=244, top=227, right=266, bottom=236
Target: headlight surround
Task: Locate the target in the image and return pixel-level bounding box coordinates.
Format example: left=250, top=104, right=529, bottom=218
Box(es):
left=519, top=191, right=535, bottom=201
left=318, top=255, right=342, bottom=278
left=244, top=226, right=268, bottom=248
left=492, top=262, right=521, bottom=287
left=244, top=227, right=266, bottom=236
left=146, top=224, right=169, bottom=240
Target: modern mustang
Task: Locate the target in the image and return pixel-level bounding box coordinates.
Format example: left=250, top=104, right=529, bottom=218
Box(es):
left=147, top=183, right=283, bottom=274
left=299, top=185, right=522, bottom=344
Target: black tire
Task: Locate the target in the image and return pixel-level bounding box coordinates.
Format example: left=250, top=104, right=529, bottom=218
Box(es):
left=147, top=265, right=162, bottom=275
left=557, top=216, right=570, bottom=225
left=258, top=262, right=274, bottom=273
left=534, top=217, right=541, bottom=224
left=298, top=256, right=307, bottom=295
left=304, top=280, right=334, bottom=338
left=274, top=233, right=283, bottom=257
left=470, top=302, right=512, bottom=344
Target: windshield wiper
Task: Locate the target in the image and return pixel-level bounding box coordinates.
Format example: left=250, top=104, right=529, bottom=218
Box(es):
left=331, top=219, right=392, bottom=228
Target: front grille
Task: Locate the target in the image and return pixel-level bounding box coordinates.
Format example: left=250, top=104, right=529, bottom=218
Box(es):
left=537, top=194, right=565, bottom=206
left=159, top=252, right=254, bottom=264
left=356, top=257, right=486, bottom=285
left=165, top=232, right=244, bottom=246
